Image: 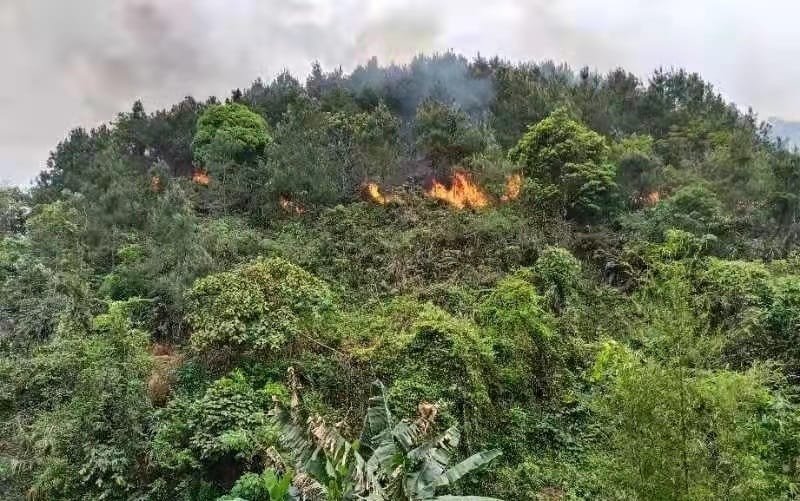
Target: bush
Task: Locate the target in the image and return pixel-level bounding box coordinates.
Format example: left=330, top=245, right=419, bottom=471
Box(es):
left=698, top=258, right=771, bottom=327
left=533, top=247, right=582, bottom=312
left=151, top=370, right=277, bottom=496
left=219, top=469, right=293, bottom=501
left=352, top=301, right=494, bottom=437
left=759, top=277, right=800, bottom=375
left=590, top=357, right=800, bottom=500
left=509, top=108, right=618, bottom=220
left=186, top=258, right=334, bottom=356
left=624, top=184, right=727, bottom=242
left=1, top=301, right=152, bottom=500
left=477, top=271, right=558, bottom=399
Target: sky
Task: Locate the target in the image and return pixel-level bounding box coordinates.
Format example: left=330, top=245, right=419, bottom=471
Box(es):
left=1, top=0, right=799, bottom=186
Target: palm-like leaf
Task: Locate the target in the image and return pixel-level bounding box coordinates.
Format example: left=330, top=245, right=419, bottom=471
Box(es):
left=272, top=375, right=504, bottom=501
left=434, top=449, right=502, bottom=488
left=360, top=380, right=394, bottom=453
left=392, top=420, right=422, bottom=451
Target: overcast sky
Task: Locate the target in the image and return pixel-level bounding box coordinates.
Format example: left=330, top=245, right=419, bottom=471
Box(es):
left=1, top=0, right=799, bottom=186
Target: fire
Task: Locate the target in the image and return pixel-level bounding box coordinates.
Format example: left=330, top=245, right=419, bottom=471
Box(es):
left=279, top=196, right=306, bottom=214
left=362, top=182, right=399, bottom=205
left=192, top=168, right=210, bottom=186
left=632, top=190, right=661, bottom=208
left=500, top=173, right=522, bottom=202
left=150, top=175, right=162, bottom=192
left=426, top=171, right=489, bottom=209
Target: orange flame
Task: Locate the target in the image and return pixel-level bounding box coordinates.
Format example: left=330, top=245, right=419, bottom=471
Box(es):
left=426, top=171, right=489, bottom=209
left=192, top=169, right=210, bottom=186
left=631, top=190, right=661, bottom=208
left=500, top=173, right=522, bottom=202
left=362, top=182, right=400, bottom=205
left=279, top=196, right=306, bottom=214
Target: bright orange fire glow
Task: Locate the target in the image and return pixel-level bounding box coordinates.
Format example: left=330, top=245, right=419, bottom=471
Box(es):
left=192, top=169, right=210, bottom=186
left=500, top=173, right=522, bottom=202
left=363, top=182, right=399, bottom=205
left=279, top=196, right=306, bottom=214
left=632, top=190, right=661, bottom=208
left=426, top=171, right=489, bottom=209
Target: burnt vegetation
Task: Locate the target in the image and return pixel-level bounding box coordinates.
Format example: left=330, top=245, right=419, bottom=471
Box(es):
left=4, top=53, right=800, bottom=500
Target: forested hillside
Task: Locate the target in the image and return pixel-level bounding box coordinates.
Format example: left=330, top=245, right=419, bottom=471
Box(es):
left=4, top=53, right=800, bottom=500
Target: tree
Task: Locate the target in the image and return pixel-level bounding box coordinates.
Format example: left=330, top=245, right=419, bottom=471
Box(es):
left=0, top=187, right=30, bottom=237
left=414, top=100, right=490, bottom=169
left=1, top=301, right=153, bottom=500
left=591, top=345, right=800, bottom=500
left=272, top=379, right=502, bottom=500
left=509, top=108, right=618, bottom=220
left=261, top=99, right=402, bottom=209
left=192, top=103, right=270, bottom=166
left=242, top=72, right=307, bottom=126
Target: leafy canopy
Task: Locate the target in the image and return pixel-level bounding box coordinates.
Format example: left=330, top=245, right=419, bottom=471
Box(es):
left=192, top=103, right=270, bottom=165
left=510, top=108, right=618, bottom=220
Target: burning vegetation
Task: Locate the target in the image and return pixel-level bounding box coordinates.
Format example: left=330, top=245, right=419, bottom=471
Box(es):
left=192, top=168, right=210, bottom=186
left=501, top=173, right=523, bottom=202
left=361, top=172, right=524, bottom=210
left=632, top=190, right=661, bottom=208
left=279, top=196, right=306, bottom=214
left=426, top=171, right=490, bottom=209
left=362, top=182, right=400, bottom=205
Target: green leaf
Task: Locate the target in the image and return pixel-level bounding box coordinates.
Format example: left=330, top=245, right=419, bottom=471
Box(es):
left=431, top=496, right=505, bottom=501
left=434, top=449, right=502, bottom=488
left=360, top=380, right=394, bottom=451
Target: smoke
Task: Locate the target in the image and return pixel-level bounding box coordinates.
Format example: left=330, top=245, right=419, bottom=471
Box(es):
left=347, top=53, right=494, bottom=118
left=2, top=0, right=800, bottom=185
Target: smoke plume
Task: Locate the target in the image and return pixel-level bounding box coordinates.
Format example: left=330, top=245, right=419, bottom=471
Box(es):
left=2, top=0, right=800, bottom=185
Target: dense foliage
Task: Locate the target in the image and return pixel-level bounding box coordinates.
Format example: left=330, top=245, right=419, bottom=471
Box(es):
left=3, top=52, right=800, bottom=500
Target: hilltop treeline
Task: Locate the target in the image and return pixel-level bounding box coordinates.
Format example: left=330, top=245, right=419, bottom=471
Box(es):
left=3, top=53, right=800, bottom=500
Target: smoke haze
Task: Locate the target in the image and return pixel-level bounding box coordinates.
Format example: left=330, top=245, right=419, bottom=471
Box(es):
left=2, top=0, right=800, bottom=185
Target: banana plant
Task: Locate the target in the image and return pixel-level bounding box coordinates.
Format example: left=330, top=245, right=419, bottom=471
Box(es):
left=271, top=379, right=502, bottom=501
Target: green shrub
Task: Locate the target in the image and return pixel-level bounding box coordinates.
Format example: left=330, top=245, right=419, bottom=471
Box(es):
left=509, top=108, right=618, bottom=220
left=219, top=469, right=294, bottom=501
left=478, top=272, right=558, bottom=398
left=151, top=370, right=277, bottom=496
left=352, top=301, right=495, bottom=437
left=533, top=247, right=581, bottom=312
left=760, top=277, right=800, bottom=375
left=590, top=357, right=800, bottom=500
left=623, top=184, right=727, bottom=242
left=1, top=301, right=152, bottom=500
left=698, top=258, right=771, bottom=327
left=186, top=258, right=334, bottom=355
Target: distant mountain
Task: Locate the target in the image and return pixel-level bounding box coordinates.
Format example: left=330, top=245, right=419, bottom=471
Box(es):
left=768, top=117, right=800, bottom=148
